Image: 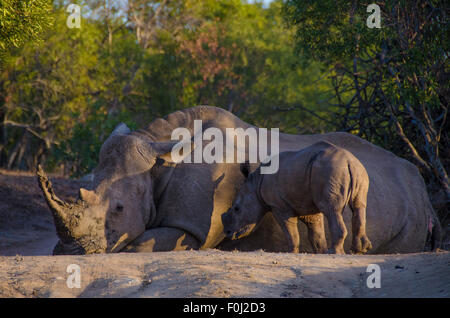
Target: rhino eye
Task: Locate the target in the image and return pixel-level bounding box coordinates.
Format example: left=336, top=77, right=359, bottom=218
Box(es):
left=234, top=206, right=240, bottom=213
left=116, top=204, right=124, bottom=212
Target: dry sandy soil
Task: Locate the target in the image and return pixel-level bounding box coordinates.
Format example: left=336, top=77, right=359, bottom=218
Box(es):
left=0, top=169, right=449, bottom=298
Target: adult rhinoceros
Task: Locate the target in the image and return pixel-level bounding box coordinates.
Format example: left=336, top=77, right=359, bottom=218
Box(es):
left=37, top=106, right=441, bottom=254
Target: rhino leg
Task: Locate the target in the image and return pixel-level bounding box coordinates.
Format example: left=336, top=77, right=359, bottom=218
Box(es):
left=272, top=210, right=300, bottom=253
left=123, top=227, right=201, bottom=252
left=299, top=213, right=328, bottom=253
left=350, top=206, right=372, bottom=254
left=320, top=204, right=348, bottom=254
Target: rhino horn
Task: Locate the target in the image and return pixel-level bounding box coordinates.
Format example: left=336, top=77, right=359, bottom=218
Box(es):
left=36, top=165, right=76, bottom=241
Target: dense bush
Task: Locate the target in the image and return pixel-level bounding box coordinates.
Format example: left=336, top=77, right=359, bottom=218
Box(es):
left=0, top=0, right=334, bottom=176
left=0, top=0, right=447, bottom=218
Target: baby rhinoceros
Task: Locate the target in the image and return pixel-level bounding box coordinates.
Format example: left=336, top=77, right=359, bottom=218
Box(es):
left=222, top=141, right=372, bottom=254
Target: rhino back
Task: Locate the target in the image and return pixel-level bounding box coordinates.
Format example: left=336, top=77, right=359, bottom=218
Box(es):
left=230, top=131, right=434, bottom=253
left=132, top=106, right=435, bottom=253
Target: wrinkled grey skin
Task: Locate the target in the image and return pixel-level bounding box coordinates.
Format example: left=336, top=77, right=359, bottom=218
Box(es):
left=38, top=126, right=186, bottom=254
left=222, top=141, right=373, bottom=255
left=39, top=106, right=441, bottom=255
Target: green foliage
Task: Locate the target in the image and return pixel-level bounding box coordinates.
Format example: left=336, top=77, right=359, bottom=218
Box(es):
left=0, top=0, right=54, bottom=63
left=0, top=0, right=335, bottom=177
left=284, top=0, right=450, bottom=208
left=51, top=102, right=137, bottom=176
left=224, top=1, right=333, bottom=133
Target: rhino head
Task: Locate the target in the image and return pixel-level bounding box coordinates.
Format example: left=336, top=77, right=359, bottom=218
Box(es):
left=38, top=123, right=189, bottom=255
left=222, top=162, right=269, bottom=240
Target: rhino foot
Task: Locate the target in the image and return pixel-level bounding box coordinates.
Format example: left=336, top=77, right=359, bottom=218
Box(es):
left=351, top=235, right=372, bottom=254
left=327, top=247, right=346, bottom=254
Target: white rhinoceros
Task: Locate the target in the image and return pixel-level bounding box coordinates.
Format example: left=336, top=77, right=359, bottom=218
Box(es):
left=37, top=106, right=441, bottom=254
left=222, top=141, right=372, bottom=255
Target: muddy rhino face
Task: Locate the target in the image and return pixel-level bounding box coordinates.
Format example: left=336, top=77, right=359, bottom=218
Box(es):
left=38, top=124, right=188, bottom=255
left=222, top=163, right=268, bottom=240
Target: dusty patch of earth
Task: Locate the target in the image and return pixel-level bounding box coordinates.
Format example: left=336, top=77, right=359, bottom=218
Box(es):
left=0, top=169, right=90, bottom=256
left=0, top=250, right=449, bottom=298
left=0, top=169, right=449, bottom=298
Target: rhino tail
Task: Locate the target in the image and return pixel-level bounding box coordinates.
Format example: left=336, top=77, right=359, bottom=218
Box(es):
left=430, top=215, right=442, bottom=251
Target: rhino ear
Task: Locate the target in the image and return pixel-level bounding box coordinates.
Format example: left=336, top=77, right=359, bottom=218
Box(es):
left=240, top=161, right=250, bottom=178
left=150, top=140, right=195, bottom=164
left=110, top=123, right=131, bottom=137
left=79, top=188, right=100, bottom=205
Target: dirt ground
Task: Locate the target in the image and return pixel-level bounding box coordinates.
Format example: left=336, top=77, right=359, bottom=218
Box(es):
left=0, top=169, right=449, bottom=298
